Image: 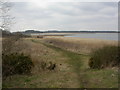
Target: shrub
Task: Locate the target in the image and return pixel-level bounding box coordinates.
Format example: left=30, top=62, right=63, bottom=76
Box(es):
left=2, top=53, right=34, bottom=78
left=89, top=46, right=120, bottom=69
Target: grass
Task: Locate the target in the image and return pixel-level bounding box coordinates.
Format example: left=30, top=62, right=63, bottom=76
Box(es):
left=89, top=46, right=119, bottom=69
left=2, top=38, right=119, bottom=88
left=43, top=37, right=118, bottom=54
left=41, top=40, right=118, bottom=88
left=3, top=39, right=80, bottom=88
left=42, top=39, right=118, bottom=88
left=42, top=42, right=84, bottom=87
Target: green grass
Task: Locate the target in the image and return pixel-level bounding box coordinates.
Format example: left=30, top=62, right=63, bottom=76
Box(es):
left=3, top=39, right=119, bottom=88
left=42, top=41, right=118, bottom=88
left=84, top=68, right=118, bottom=88
left=3, top=39, right=81, bottom=88
left=42, top=42, right=90, bottom=88
left=3, top=74, right=41, bottom=88
left=31, top=39, right=88, bottom=87
left=89, top=46, right=119, bottom=69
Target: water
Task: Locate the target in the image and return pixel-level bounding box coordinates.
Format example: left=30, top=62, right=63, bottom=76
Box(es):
left=65, top=33, right=119, bottom=41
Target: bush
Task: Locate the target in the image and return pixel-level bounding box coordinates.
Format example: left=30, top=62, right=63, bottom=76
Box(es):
left=2, top=53, right=34, bottom=77
left=89, top=46, right=120, bottom=69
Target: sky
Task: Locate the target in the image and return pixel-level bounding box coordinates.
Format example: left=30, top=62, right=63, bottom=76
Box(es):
left=7, top=1, right=118, bottom=32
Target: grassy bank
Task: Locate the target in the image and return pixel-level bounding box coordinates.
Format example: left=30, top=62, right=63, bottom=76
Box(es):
left=42, top=42, right=85, bottom=87
left=3, top=38, right=119, bottom=88
left=42, top=41, right=118, bottom=88
left=3, top=38, right=80, bottom=88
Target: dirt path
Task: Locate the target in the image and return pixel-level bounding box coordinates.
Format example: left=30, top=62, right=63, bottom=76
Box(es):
left=31, top=39, right=97, bottom=88
left=40, top=40, right=119, bottom=88
left=3, top=38, right=118, bottom=88
left=31, top=39, right=81, bottom=88
left=41, top=41, right=90, bottom=88
left=3, top=39, right=82, bottom=88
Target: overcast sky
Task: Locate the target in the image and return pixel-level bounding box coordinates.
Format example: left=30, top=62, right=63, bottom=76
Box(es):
left=9, top=1, right=118, bottom=32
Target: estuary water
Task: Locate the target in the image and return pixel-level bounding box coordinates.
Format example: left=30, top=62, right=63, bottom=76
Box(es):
left=65, top=33, right=119, bottom=41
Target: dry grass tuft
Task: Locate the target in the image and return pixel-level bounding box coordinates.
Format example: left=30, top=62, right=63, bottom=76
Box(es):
left=43, top=37, right=118, bottom=54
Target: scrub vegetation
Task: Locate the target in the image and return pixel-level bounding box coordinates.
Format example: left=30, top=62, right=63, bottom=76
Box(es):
left=2, top=35, right=119, bottom=88
left=89, top=46, right=120, bottom=69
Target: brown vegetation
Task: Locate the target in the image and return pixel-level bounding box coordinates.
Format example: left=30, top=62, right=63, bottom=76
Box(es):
left=42, top=37, right=118, bottom=54
left=2, top=36, right=119, bottom=88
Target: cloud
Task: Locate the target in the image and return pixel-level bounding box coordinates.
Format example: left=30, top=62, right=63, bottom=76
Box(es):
left=10, top=2, right=118, bottom=32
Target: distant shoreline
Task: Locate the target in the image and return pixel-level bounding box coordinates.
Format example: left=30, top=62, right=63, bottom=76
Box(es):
left=30, top=32, right=118, bottom=41
left=30, top=32, right=119, bottom=36
left=14, top=30, right=120, bottom=35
